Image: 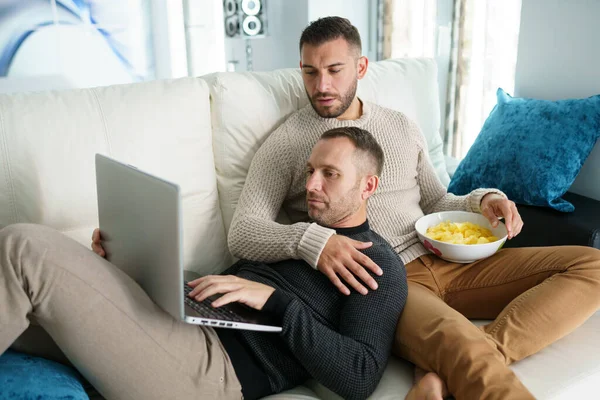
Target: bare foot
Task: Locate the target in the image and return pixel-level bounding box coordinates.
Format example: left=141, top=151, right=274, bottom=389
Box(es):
left=405, top=371, right=449, bottom=400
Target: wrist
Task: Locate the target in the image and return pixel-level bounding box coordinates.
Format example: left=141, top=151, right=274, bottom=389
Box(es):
left=260, top=287, right=276, bottom=310
left=298, top=223, right=336, bottom=269
left=469, top=189, right=507, bottom=213
left=262, top=289, right=293, bottom=323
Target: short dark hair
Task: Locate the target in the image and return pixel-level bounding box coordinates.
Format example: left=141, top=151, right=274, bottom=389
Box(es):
left=320, top=127, right=384, bottom=176
left=299, top=17, right=362, bottom=56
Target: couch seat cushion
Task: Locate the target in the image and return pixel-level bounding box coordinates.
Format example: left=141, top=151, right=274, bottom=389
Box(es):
left=266, top=311, right=600, bottom=399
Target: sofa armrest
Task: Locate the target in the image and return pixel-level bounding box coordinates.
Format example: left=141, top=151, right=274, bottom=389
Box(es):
left=503, top=192, right=600, bottom=249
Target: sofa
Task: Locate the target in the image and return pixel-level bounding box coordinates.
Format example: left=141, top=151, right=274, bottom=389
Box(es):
left=0, top=57, right=599, bottom=399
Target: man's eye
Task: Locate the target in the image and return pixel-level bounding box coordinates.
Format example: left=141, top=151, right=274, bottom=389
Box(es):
left=306, top=169, right=314, bottom=176
left=330, top=69, right=341, bottom=74
left=325, top=171, right=338, bottom=178
left=304, top=71, right=315, bottom=76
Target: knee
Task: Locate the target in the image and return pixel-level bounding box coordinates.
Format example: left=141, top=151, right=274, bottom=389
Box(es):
left=571, top=246, right=600, bottom=272
left=0, top=223, right=57, bottom=254
left=581, top=246, right=600, bottom=261
left=0, top=223, right=34, bottom=241
left=559, top=247, right=600, bottom=291
left=0, top=223, right=45, bottom=241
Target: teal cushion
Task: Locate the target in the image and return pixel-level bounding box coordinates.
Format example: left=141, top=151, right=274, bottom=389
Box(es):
left=0, top=350, right=88, bottom=400
left=448, top=89, right=600, bottom=212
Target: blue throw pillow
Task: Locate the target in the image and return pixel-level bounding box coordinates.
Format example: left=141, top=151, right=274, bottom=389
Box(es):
left=448, top=89, right=600, bottom=212
left=0, top=350, right=88, bottom=400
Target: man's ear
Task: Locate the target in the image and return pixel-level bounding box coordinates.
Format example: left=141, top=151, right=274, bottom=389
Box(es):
left=357, top=56, right=369, bottom=80
left=299, top=61, right=303, bottom=69
left=362, top=175, right=379, bottom=200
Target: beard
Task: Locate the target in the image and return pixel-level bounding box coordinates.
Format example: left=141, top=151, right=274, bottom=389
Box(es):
left=306, top=80, right=358, bottom=118
left=307, top=181, right=362, bottom=227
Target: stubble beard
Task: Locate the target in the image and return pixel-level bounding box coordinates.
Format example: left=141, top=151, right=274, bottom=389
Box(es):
left=307, top=79, right=358, bottom=119
left=308, top=181, right=362, bottom=227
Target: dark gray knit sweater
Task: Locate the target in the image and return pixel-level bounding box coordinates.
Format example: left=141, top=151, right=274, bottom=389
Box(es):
left=221, top=220, right=407, bottom=400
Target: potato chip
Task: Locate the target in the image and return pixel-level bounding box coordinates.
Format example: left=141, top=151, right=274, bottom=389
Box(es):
left=425, top=221, right=498, bottom=245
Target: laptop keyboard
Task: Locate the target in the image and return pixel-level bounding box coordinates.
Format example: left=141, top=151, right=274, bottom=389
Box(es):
left=183, top=283, right=245, bottom=323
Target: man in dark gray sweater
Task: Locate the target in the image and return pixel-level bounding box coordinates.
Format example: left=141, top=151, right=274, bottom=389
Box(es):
left=1, top=127, right=407, bottom=400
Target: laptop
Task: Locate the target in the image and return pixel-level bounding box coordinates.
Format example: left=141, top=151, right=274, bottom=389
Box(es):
left=95, top=154, right=282, bottom=332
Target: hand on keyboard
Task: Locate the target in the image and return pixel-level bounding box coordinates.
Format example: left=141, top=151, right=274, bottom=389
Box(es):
left=183, top=285, right=245, bottom=322
left=187, top=275, right=275, bottom=311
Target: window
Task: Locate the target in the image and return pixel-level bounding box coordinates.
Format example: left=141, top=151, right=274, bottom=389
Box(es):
left=450, top=0, right=522, bottom=158
left=386, top=0, right=522, bottom=159
left=390, top=0, right=437, bottom=59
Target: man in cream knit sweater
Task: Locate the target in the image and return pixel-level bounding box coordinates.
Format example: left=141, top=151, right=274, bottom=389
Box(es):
left=227, top=16, right=600, bottom=400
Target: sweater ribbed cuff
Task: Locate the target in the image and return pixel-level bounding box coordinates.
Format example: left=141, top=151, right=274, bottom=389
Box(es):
left=468, top=188, right=508, bottom=213
left=297, top=223, right=336, bottom=269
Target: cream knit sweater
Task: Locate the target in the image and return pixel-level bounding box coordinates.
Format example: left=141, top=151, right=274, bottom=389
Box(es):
left=228, top=101, right=502, bottom=266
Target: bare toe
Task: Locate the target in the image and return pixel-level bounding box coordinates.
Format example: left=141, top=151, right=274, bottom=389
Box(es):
left=406, top=372, right=449, bottom=400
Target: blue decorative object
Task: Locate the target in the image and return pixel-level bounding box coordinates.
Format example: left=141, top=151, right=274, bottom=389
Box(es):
left=448, top=88, right=600, bottom=212
left=0, top=350, right=88, bottom=400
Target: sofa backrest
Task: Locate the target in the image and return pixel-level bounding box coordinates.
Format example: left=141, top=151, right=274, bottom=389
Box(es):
left=0, top=78, right=232, bottom=274
left=0, top=58, right=445, bottom=275
left=203, top=57, right=447, bottom=234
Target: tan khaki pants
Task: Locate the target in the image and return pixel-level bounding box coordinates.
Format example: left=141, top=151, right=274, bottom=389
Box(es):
left=393, top=246, right=600, bottom=400
left=0, top=224, right=242, bottom=400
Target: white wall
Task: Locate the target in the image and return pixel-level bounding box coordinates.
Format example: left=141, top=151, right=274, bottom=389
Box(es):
left=435, top=0, right=453, bottom=144
left=223, top=0, right=375, bottom=72
left=184, top=0, right=226, bottom=76
left=150, top=0, right=188, bottom=79
left=224, top=0, right=308, bottom=71
left=307, top=0, right=376, bottom=61
left=514, top=0, right=600, bottom=201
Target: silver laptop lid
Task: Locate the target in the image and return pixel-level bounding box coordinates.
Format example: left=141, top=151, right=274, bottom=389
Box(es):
left=95, top=154, right=184, bottom=320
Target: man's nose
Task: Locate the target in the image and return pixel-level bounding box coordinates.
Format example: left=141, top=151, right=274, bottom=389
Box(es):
left=306, top=174, right=322, bottom=192
left=316, top=74, right=331, bottom=93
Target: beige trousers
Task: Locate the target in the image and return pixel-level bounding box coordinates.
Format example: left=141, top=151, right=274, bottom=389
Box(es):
left=0, top=224, right=242, bottom=400
left=394, top=246, right=600, bottom=400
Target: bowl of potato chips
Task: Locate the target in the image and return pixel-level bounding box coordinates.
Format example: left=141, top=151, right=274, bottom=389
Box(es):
left=415, top=211, right=508, bottom=263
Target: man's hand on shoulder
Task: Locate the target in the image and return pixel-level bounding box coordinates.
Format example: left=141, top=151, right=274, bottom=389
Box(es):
left=318, top=235, right=383, bottom=296
left=480, top=193, right=524, bottom=240
left=187, top=275, right=275, bottom=311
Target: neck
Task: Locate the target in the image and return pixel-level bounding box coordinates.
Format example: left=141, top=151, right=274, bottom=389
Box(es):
left=329, top=206, right=367, bottom=229
left=336, top=97, right=363, bottom=121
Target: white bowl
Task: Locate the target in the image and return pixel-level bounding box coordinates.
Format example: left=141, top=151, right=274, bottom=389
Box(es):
left=415, top=211, right=508, bottom=263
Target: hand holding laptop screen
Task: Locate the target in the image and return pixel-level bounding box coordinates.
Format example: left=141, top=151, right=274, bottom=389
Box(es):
left=91, top=228, right=106, bottom=258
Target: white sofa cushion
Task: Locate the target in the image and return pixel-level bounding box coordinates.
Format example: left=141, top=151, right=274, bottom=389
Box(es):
left=0, top=78, right=231, bottom=274
left=203, top=58, right=449, bottom=234
left=511, top=310, right=600, bottom=399
left=356, top=58, right=449, bottom=186
left=264, top=312, right=600, bottom=399
left=204, top=68, right=309, bottom=234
